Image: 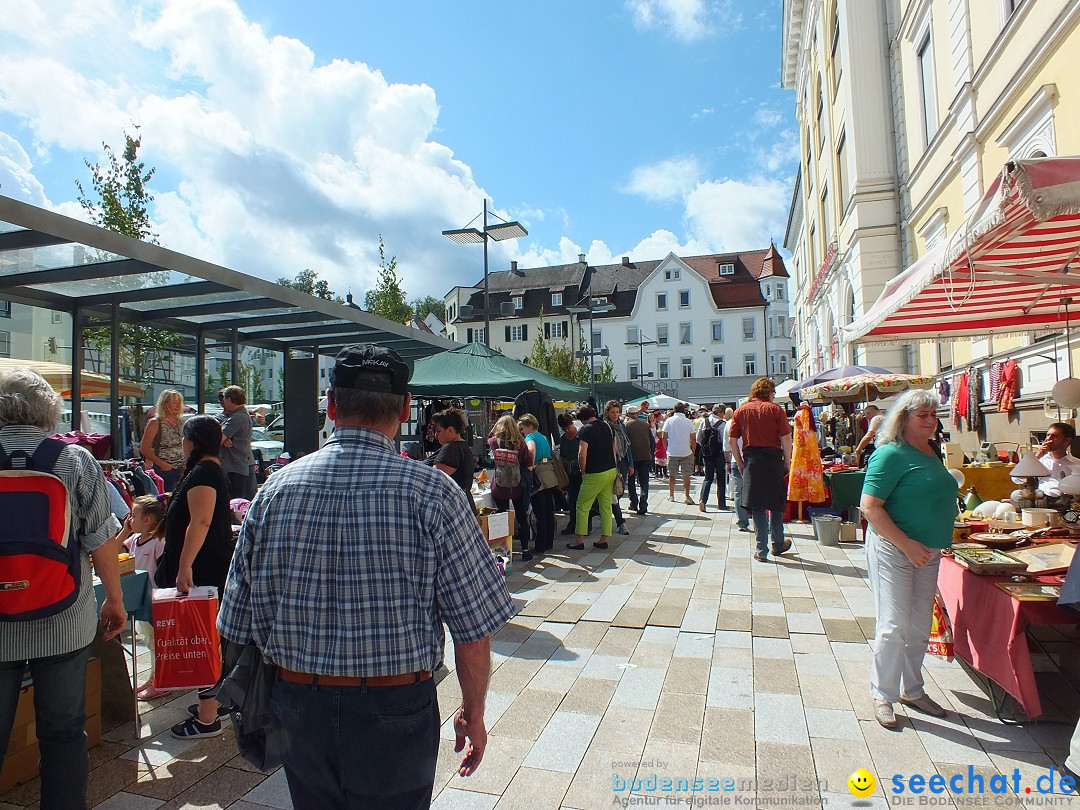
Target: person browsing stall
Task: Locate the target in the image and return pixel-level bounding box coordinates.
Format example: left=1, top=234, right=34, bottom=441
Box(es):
left=569, top=405, right=618, bottom=552
left=1022, top=421, right=1080, bottom=497
left=859, top=390, right=958, bottom=729
left=139, top=388, right=186, bottom=492
left=219, top=386, right=255, bottom=500
left=218, top=345, right=514, bottom=809
left=660, top=404, right=697, bottom=504
left=424, top=408, right=477, bottom=512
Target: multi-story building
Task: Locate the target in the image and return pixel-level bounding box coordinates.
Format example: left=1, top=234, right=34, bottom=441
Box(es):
left=782, top=0, right=909, bottom=378
left=444, top=248, right=793, bottom=404
left=784, top=0, right=1080, bottom=452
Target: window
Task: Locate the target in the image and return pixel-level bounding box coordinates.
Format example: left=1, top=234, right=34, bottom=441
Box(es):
left=713, top=356, right=724, bottom=377
left=512, top=296, right=523, bottom=310
left=544, top=321, right=568, bottom=339
left=816, top=74, right=825, bottom=147
left=508, top=324, right=527, bottom=342
left=51, top=311, right=62, bottom=324
left=475, top=327, right=486, bottom=345
left=629, top=362, right=640, bottom=380
left=0, top=330, right=10, bottom=358
left=679, top=290, right=690, bottom=309
left=821, top=185, right=833, bottom=242
left=776, top=285, right=784, bottom=301
left=744, top=354, right=756, bottom=375
left=679, top=322, right=692, bottom=345
left=711, top=321, right=723, bottom=342
left=765, top=284, right=772, bottom=298
left=627, top=326, right=640, bottom=345
left=656, top=292, right=668, bottom=310
left=836, top=132, right=849, bottom=214
left=551, top=292, right=562, bottom=306
left=779, top=355, right=788, bottom=374
left=831, top=11, right=842, bottom=91
left=770, top=355, right=778, bottom=375
left=656, top=324, right=669, bottom=346
left=320, top=367, right=326, bottom=379
left=592, top=330, right=602, bottom=348
left=681, top=358, right=693, bottom=378
left=742, top=317, right=756, bottom=340
left=664, top=268, right=681, bottom=280
left=718, top=263, right=734, bottom=276
left=917, top=30, right=938, bottom=145
left=658, top=361, right=669, bottom=379
left=0, top=300, right=9, bottom=318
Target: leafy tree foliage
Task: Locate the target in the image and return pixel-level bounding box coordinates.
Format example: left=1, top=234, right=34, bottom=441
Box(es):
left=364, top=236, right=413, bottom=324
left=410, top=295, right=444, bottom=324
left=276, top=268, right=342, bottom=302
left=76, top=129, right=177, bottom=386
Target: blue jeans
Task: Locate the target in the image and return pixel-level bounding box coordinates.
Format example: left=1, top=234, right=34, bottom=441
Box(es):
left=752, top=508, right=786, bottom=556
left=271, top=677, right=439, bottom=809
left=627, top=459, right=652, bottom=512
left=0, top=645, right=91, bottom=810
left=699, top=454, right=727, bottom=507
left=731, top=467, right=750, bottom=528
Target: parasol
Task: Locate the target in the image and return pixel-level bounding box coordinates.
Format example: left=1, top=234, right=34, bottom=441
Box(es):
left=800, top=372, right=935, bottom=404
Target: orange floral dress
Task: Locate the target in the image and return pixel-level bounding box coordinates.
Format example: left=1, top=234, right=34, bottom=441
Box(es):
left=787, top=406, right=825, bottom=502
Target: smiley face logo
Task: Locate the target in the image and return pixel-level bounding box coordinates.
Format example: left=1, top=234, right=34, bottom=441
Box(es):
left=848, top=768, right=876, bottom=797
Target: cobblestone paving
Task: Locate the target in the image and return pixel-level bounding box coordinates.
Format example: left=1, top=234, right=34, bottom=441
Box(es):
left=3, top=484, right=1079, bottom=809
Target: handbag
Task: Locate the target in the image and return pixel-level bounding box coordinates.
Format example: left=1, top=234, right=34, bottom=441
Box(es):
left=534, top=458, right=559, bottom=490
left=550, top=456, right=570, bottom=490
left=614, top=474, right=625, bottom=498
left=217, top=638, right=282, bottom=771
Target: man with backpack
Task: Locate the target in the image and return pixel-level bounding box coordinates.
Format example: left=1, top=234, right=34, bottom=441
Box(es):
left=697, top=404, right=729, bottom=513
left=0, top=367, right=126, bottom=810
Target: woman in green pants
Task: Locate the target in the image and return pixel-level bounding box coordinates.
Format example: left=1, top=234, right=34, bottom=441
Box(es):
left=568, top=404, right=618, bottom=551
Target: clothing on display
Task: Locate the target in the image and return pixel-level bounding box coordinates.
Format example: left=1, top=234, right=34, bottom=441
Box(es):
left=787, top=406, right=825, bottom=503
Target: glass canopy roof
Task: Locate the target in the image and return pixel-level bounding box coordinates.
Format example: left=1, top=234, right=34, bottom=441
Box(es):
left=0, top=197, right=455, bottom=361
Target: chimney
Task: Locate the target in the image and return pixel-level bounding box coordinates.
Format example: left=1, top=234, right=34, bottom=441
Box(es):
left=511, top=260, right=518, bottom=272
left=578, top=253, right=586, bottom=263
left=621, top=256, right=630, bottom=267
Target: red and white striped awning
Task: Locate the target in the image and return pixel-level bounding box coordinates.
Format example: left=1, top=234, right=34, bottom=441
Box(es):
left=844, top=156, right=1080, bottom=344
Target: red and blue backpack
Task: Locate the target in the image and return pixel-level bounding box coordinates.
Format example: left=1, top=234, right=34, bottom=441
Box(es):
left=0, top=439, right=81, bottom=621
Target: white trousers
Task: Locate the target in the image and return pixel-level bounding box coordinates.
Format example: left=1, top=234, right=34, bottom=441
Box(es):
left=1068, top=716, right=1080, bottom=775
left=866, top=529, right=941, bottom=703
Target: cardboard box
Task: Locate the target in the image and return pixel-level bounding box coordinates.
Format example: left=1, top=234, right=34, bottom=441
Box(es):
left=840, top=522, right=857, bottom=543
left=478, top=510, right=512, bottom=540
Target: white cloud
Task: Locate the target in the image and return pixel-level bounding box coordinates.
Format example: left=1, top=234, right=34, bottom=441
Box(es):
left=753, top=105, right=784, bottom=129
left=691, top=107, right=715, bottom=120
left=624, top=157, right=703, bottom=202
left=0, top=132, right=50, bottom=206
left=684, top=175, right=789, bottom=251
left=627, top=0, right=741, bottom=41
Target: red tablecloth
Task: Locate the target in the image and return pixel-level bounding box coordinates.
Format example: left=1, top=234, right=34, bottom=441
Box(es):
left=937, top=555, right=1075, bottom=717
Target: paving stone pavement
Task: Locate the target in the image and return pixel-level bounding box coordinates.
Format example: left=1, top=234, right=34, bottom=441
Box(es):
left=3, top=482, right=1079, bottom=809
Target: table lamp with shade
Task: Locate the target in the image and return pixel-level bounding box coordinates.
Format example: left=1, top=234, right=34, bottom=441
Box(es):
left=1059, top=474, right=1080, bottom=523
left=1009, top=452, right=1051, bottom=510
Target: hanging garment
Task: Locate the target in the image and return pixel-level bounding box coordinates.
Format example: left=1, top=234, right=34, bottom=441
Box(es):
left=938, top=378, right=951, bottom=407
left=786, top=406, right=826, bottom=503
left=967, top=367, right=982, bottom=432
left=997, top=359, right=1018, bottom=413
left=955, top=373, right=970, bottom=426
left=988, top=363, right=1002, bottom=403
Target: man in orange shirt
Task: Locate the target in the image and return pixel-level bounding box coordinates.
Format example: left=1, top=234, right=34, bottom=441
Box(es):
left=729, top=378, right=793, bottom=562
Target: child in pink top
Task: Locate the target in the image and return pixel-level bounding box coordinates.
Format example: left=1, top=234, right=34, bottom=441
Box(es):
left=116, top=494, right=168, bottom=701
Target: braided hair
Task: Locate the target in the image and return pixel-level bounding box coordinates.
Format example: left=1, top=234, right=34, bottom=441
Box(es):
left=171, top=414, right=223, bottom=495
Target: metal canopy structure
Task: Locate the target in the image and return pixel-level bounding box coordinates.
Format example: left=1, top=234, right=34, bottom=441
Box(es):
left=0, top=195, right=457, bottom=453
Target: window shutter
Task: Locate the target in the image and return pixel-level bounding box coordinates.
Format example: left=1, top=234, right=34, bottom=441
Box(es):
left=466, top=328, right=473, bottom=343
left=544, top=322, right=551, bottom=339
left=562, top=320, right=568, bottom=338
left=505, top=325, right=512, bottom=343
left=522, top=324, right=528, bottom=341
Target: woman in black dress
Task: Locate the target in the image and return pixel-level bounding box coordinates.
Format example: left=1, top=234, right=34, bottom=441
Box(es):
left=158, top=415, right=235, bottom=739
left=424, top=408, right=476, bottom=512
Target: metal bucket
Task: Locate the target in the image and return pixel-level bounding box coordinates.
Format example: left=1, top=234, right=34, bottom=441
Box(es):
left=812, top=515, right=842, bottom=547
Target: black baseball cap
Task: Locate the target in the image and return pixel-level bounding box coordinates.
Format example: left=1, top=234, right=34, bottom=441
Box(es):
left=330, top=344, right=410, bottom=395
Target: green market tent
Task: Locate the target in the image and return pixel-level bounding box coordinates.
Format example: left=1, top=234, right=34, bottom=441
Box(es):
left=408, top=342, right=588, bottom=401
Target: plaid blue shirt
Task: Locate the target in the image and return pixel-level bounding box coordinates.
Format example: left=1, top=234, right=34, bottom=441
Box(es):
left=217, top=427, right=514, bottom=676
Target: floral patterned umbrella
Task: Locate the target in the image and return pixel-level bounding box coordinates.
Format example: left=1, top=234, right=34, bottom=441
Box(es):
left=799, top=372, right=935, bottom=404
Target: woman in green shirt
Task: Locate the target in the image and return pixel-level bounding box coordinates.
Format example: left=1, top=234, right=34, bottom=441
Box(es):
left=860, top=389, right=958, bottom=729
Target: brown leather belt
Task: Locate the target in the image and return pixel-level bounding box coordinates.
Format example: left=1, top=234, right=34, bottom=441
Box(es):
left=278, top=667, right=432, bottom=688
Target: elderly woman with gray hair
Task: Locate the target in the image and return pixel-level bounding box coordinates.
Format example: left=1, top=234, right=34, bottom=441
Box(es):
left=859, top=389, right=958, bottom=729
left=0, top=367, right=125, bottom=808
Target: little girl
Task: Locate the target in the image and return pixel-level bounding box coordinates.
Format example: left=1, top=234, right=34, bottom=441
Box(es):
left=116, top=494, right=168, bottom=701
left=654, top=433, right=668, bottom=479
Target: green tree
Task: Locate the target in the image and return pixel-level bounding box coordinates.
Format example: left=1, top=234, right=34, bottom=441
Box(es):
left=364, top=236, right=413, bottom=323
left=410, top=295, right=444, bottom=324
left=277, top=268, right=342, bottom=302
left=76, top=129, right=178, bottom=385
left=526, top=315, right=590, bottom=385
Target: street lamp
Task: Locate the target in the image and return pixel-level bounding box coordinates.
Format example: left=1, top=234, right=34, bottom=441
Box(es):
left=624, top=334, right=658, bottom=383
left=569, top=292, right=616, bottom=401
left=443, top=200, right=528, bottom=347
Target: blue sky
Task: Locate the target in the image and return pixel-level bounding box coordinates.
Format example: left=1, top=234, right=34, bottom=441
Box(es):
left=0, top=0, right=797, bottom=301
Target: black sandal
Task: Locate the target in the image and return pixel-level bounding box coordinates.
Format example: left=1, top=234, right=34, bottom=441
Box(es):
left=565, top=543, right=585, bottom=550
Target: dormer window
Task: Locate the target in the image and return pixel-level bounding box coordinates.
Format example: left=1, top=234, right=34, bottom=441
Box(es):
left=512, top=296, right=523, bottom=310
left=551, top=292, right=562, bottom=306
left=718, top=263, right=735, bottom=276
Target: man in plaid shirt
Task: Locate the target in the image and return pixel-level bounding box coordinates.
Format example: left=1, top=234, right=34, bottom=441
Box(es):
left=218, top=344, right=514, bottom=809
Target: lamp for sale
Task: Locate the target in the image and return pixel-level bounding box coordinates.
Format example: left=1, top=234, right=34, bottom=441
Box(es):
left=1010, top=452, right=1050, bottom=505
left=1052, top=378, right=1080, bottom=409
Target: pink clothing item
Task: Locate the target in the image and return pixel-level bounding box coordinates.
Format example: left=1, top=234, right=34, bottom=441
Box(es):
left=145, top=468, right=166, bottom=495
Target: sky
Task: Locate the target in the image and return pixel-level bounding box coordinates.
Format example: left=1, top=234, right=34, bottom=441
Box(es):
left=0, top=0, right=797, bottom=303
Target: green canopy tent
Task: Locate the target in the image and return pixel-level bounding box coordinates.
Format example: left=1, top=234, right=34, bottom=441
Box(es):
left=407, top=342, right=588, bottom=401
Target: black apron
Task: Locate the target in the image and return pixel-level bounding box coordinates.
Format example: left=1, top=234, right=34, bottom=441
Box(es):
left=741, top=447, right=786, bottom=512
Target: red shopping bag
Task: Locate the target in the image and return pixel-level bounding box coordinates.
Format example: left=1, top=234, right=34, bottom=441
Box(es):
left=152, top=587, right=222, bottom=690
left=927, top=590, right=954, bottom=662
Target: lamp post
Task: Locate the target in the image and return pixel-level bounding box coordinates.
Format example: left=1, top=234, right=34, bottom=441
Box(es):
left=624, top=334, right=658, bottom=382
left=569, top=291, right=616, bottom=402
left=443, top=200, right=528, bottom=347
